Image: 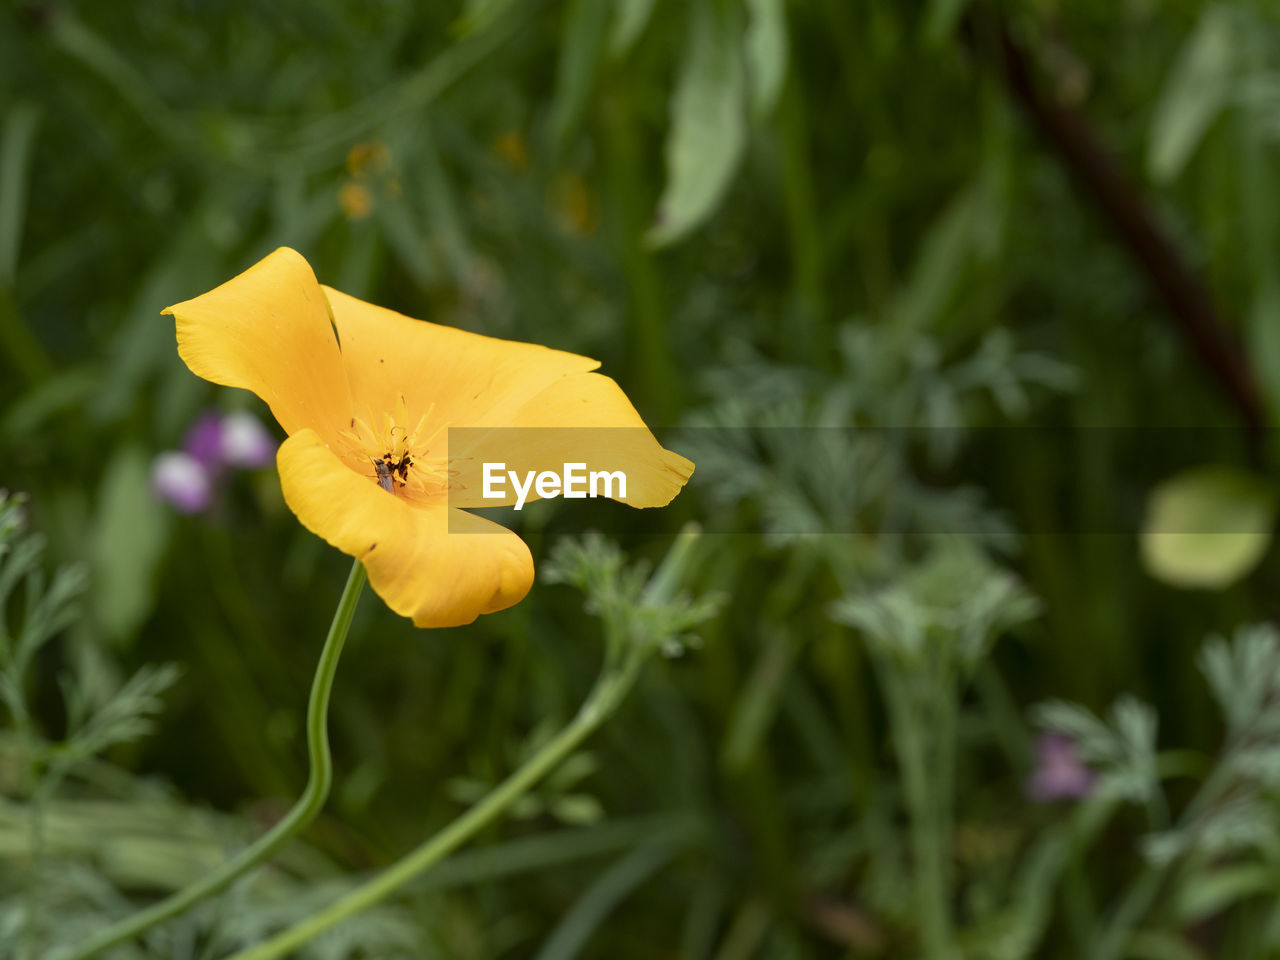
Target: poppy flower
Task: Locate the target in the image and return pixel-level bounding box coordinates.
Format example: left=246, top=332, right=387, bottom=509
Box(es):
left=163, top=248, right=692, bottom=627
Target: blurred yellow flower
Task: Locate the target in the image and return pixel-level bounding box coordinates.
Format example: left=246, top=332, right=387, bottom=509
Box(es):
left=492, top=130, right=528, bottom=170
left=340, top=142, right=394, bottom=220
left=163, top=249, right=692, bottom=627
left=339, top=181, right=374, bottom=221
left=346, top=141, right=391, bottom=177
left=550, top=172, right=596, bottom=235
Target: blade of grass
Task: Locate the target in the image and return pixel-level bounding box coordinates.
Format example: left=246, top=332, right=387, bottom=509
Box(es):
left=532, top=834, right=685, bottom=960
left=0, top=103, right=50, bottom=387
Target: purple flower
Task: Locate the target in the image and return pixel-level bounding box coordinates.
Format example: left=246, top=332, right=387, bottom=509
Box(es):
left=218, top=411, right=276, bottom=468
left=183, top=412, right=226, bottom=469
left=1026, top=732, right=1096, bottom=802
left=153, top=411, right=277, bottom=514
left=152, top=451, right=214, bottom=514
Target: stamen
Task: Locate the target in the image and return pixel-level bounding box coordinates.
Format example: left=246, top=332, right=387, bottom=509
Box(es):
left=341, top=399, right=451, bottom=497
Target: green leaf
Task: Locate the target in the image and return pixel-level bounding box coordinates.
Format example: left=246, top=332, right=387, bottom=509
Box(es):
left=1248, top=287, right=1280, bottom=432
left=1141, top=467, right=1275, bottom=589
left=534, top=838, right=683, bottom=960
left=418, top=128, right=472, bottom=283
left=831, top=541, right=1038, bottom=670
left=744, top=0, right=788, bottom=119
left=889, top=182, right=980, bottom=332
left=1198, top=623, right=1280, bottom=735
left=1176, top=864, right=1279, bottom=925
left=0, top=103, right=50, bottom=388
left=1125, top=930, right=1209, bottom=960
left=0, top=102, right=40, bottom=287
left=956, top=831, right=1068, bottom=960
left=453, top=0, right=520, bottom=38
left=722, top=631, right=797, bottom=772
left=549, top=0, right=611, bottom=153
left=1131, top=936, right=1208, bottom=960
left=609, top=0, right=659, bottom=59
left=1147, top=6, right=1236, bottom=183
left=923, top=0, right=970, bottom=47
left=48, top=13, right=182, bottom=140
left=92, top=445, right=170, bottom=644
left=1, top=366, right=99, bottom=442
left=646, top=2, right=746, bottom=248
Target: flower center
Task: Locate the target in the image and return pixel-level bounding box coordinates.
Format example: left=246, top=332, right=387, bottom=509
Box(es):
left=342, top=394, right=449, bottom=497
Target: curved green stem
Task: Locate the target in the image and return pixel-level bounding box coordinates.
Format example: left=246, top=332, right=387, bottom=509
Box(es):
left=226, top=653, right=645, bottom=960
left=58, top=560, right=368, bottom=960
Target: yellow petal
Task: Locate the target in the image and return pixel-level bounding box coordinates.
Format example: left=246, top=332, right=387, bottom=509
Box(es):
left=448, top=373, right=693, bottom=508
left=277, top=428, right=533, bottom=628
left=320, top=285, right=599, bottom=430
left=163, top=248, right=352, bottom=441
left=319, top=286, right=690, bottom=509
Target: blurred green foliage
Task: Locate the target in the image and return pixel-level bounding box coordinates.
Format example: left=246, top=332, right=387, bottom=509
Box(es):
left=5, top=0, right=1280, bottom=957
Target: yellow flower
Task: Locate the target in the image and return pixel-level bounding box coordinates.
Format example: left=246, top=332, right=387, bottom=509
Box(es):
left=550, top=172, right=595, bottom=235
left=346, top=141, right=391, bottom=177
left=338, top=181, right=374, bottom=221
left=163, top=248, right=692, bottom=627
left=492, top=130, right=528, bottom=170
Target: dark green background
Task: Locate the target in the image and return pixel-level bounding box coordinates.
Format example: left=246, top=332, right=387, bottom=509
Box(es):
left=3, top=2, right=1279, bottom=957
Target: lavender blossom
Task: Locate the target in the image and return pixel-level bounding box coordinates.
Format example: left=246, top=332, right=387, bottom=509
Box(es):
left=152, top=451, right=214, bottom=514
left=153, top=410, right=277, bottom=514
left=1026, top=732, right=1096, bottom=802
left=218, top=411, right=276, bottom=468
left=183, top=411, right=226, bottom=469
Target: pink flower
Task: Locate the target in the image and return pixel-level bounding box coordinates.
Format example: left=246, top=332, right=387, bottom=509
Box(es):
left=183, top=412, right=226, bottom=468
left=218, top=412, right=276, bottom=468
left=152, top=411, right=278, bottom=513
left=1026, top=732, right=1096, bottom=802
left=152, top=451, right=214, bottom=514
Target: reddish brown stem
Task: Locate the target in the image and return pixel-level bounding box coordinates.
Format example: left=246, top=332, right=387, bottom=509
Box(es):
left=966, top=9, right=1266, bottom=438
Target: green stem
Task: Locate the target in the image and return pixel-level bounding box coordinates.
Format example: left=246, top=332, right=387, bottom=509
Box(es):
left=1093, top=756, right=1239, bottom=960
left=0, top=289, right=51, bottom=390
left=600, top=89, right=679, bottom=422
left=57, top=560, right=367, bottom=960
left=20, top=714, right=44, bottom=960
left=775, top=69, right=825, bottom=364
left=226, top=654, right=645, bottom=960
left=881, top=659, right=953, bottom=960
